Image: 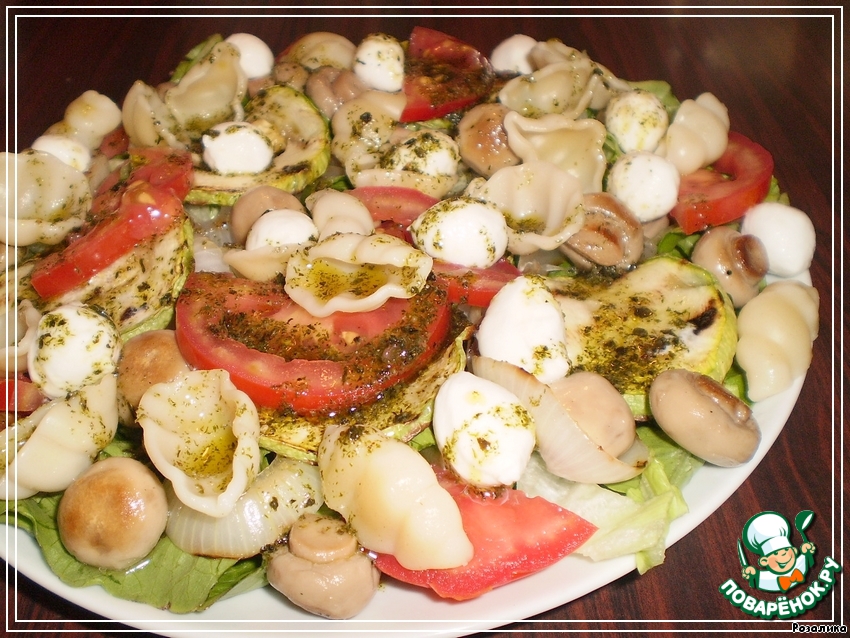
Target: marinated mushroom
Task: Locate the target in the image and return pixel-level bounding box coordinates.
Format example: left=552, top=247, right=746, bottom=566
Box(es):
left=457, top=102, right=521, bottom=178
left=272, top=60, right=309, bottom=92
left=305, top=66, right=368, bottom=119
left=691, top=225, right=768, bottom=307
left=560, top=192, right=644, bottom=271
left=57, top=457, right=168, bottom=570
left=116, top=329, right=191, bottom=410
left=229, top=184, right=305, bottom=246
left=266, top=512, right=380, bottom=619
left=649, top=369, right=761, bottom=467
left=547, top=371, right=636, bottom=458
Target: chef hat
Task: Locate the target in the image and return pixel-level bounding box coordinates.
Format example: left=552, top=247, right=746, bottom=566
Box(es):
left=743, top=512, right=792, bottom=556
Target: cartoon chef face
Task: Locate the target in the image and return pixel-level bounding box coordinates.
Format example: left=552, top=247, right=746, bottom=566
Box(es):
left=759, top=545, right=799, bottom=574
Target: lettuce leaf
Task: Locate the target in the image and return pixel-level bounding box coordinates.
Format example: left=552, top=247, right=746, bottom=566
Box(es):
left=517, top=426, right=703, bottom=574
left=2, top=493, right=266, bottom=612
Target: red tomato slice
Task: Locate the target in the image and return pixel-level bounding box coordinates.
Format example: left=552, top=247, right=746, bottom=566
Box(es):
left=91, top=147, right=193, bottom=220
left=98, top=125, right=130, bottom=159
left=349, top=186, right=439, bottom=226
left=2, top=376, right=48, bottom=415
left=400, top=27, right=494, bottom=123
left=374, top=467, right=597, bottom=600
left=30, top=181, right=185, bottom=299
left=669, top=131, right=774, bottom=235
left=431, top=258, right=522, bottom=307
left=174, top=272, right=453, bottom=415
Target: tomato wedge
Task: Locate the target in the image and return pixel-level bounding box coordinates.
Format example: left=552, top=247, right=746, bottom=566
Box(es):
left=349, top=186, right=439, bottom=226
left=30, top=181, right=186, bottom=299
left=374, top=467, right=596, bottom=600
left=2, top=375, right=48, bottom=415
left=669, top=131, right=774, bottom=234
left=174, top=272, right=453, bottom=415
left=91, top=147, right=193, bottom=221
left=431, top=258, right=522, bottom=307
left=400, top=27, right=494, bottom=123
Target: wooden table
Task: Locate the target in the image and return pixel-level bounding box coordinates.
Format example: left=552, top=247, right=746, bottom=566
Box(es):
left=4, top=7, right=843, bottom=637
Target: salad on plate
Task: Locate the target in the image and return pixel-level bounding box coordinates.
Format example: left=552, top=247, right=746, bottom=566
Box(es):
left=2, top=25, right=820, bottom=622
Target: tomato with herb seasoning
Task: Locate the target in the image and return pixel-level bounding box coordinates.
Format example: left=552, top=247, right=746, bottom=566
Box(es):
left=400, top=27, right=494, bottom=123
left=374, top=466, right=597, bottom=600
left=174, top=271, right=454, bottom=416
left=29, top=180, right=186, bottom=300
left=431, top=258, right=522, bottom=307
left=670, top=131, right=774, bottom=234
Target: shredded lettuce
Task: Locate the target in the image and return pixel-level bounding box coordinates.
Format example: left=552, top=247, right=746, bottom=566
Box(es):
left=517, top=426, right=703, bottom=574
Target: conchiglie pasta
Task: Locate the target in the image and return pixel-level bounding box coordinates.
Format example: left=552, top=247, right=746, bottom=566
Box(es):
left=318, top=424, right=473, bottom=571
left=331, top=90, right=406, bottom=168
left=137, top=369, right=262, bottom=518
left=121, top=80, right=184, bottom=149
left=735, top=280, right=819, bottom=402
left=1, top=373, right=119, bottom=500
left=499, top=42, right=603, bottom=119
left=465, top=160, right=585, bottom=255
left=44, top=90, right=123, bottom=151
left=1, top=150, right=91, bottom=246
left=660, top=93, right=730, bottom=175
left=503, top=111, right=607, bottom=193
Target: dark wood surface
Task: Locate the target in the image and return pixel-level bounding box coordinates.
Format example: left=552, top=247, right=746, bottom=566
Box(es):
left=4, top=6, right=844, bottom=637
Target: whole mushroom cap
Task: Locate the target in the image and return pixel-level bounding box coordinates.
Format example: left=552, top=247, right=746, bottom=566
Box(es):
left=691, top=225, right=768, bottom=308
left=649, top=369, right=761, bottom=467
left=57, top=457, right=168, bottom=570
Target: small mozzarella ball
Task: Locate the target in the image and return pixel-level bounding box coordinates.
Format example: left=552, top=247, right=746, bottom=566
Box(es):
left=605, top=90, right=669, bottom=153
left=245, top=209, right=319, bottom=250
left=739, top=202, right=816, bottom=277
left=410, top=196, right=508, bottom=268
left=31, top=134, right=92, bottom=172
left=27, top=303, right=121, bottom=399
left=433, top=371, right=535, bottom=489
left=490, top=34, right=537, bottom=74
left=476, top=275, right=570, bottom=384
left=353, top=33, right=404, bottom=93
left=382, top=130, right=460, bottom=177
left=57, top=457, right=168, bottom=571
left=607, top=151, right=680, bottom=222
left=202, top=122, right=274, bottom=174
left=225, top=32, right=275, bottom=78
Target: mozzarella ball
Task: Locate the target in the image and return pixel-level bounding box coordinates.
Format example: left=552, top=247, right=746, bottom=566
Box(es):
left=433, top=371, right=535, bottom=489
left=476, top=275, right=571, bottom=384
left=27, top=303, right=121, bottom=399
left=739, top=202, right=816, bottom=277
left=202, top=122, right=274, bottom=174
left=410, top=196, right=508, bottom=268
left=605, top=90, right=669, bottom=153
left=57, top=457, right=168, bottom=571
left=245, top=209, right=319, bottom=250
left=31, top=134, right=92, bottom=172
left=490, top=34, right=537, bottom=74
left=607, top=152, right=680, bottom=222
left=225, top=32, right=275, bottom=78
left=353, top=33, right=404, bottom=93
left=382, top=130, right=460, bottom=177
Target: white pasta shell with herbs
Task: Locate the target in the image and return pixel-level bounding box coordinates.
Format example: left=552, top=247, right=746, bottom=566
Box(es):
left=659, top=92, right=730, bottom=176
left=137, top=369, right=262, bottom=518
left=735, top=280, right=819, bottom=402
left=465, top=160, right=585, bottom=255
left=331, top=90, right=406, bottom=168
left=121, top=80, right=184, bottom=149
left=499, top=42, right=602, bottom=119
left=284, top=232, right=433, bottom=317
left=164, top=41, right=248, bottom=142
left=44, top=90, right=123, bottom=151
left=502, top=111, right=607, bottom=194
left=1, top=150, right=91, bottom=247
left=1, top=373, right=119, bottom=500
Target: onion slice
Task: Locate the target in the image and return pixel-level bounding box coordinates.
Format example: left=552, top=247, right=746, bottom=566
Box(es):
left=165, top=455, right=323, bottom=559
left=471, top=356, right=648, bottom=483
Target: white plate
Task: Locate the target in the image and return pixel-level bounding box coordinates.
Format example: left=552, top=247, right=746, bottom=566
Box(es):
left=3, top=368, right=805, bottom=637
